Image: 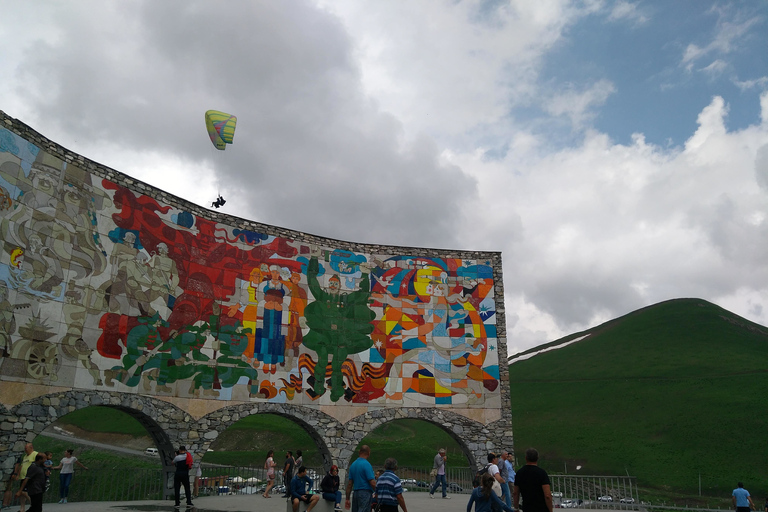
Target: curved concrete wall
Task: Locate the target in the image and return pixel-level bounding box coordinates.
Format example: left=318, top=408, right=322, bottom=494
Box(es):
left=0, top=110, right=511, bottom=454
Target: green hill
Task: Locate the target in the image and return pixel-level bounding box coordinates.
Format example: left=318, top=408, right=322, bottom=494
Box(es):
left=508, top=298, right=768, bottom=502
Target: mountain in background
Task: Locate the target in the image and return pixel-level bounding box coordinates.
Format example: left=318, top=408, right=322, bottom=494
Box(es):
left=508, top=298, right=768, bottom=501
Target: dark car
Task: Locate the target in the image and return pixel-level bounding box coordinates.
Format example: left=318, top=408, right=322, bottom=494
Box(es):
left=416, top=481, right=430, bottom=488
left=447, top=483, right=464, bottom=492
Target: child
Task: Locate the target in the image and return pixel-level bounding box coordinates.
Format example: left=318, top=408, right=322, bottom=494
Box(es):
left=44, top=451, right=53, bottom=492
left=371, top=470, right=384, bottom=511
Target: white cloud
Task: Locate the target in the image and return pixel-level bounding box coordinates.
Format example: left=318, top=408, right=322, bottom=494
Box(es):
left=680, top=8, right=763, bottom=71
left=2, top=1, right=768, bottom=357
left=544, top=79, right=617, bottom=129
left=734, top=76, right=768, bottom=91
left=607, top=1, right=649, bottom=24
left=700, top=59, right=728, bottom=77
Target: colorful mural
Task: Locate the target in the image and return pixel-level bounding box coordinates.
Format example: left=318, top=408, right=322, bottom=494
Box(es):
left=0, top=126, right=501, bottom=408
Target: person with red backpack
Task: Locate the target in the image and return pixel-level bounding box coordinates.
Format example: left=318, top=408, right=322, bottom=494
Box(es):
left=173, top=446, right=194, bottom=509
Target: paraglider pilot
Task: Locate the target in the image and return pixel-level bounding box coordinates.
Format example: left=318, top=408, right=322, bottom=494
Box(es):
left=211, top=196, right=226, bottom=208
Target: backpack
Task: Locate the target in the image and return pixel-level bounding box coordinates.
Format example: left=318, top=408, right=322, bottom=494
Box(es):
left=185, top=452, right=194, bottom=469
left=476, top=464, right=502, bottom=497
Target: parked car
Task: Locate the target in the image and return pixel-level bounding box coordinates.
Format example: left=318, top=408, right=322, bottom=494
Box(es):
left=619, top=497, right=635, bottom=504
left=598, top=496, right=613, bottom=502
left=415, top=481, right=430, bottom=488
left=144, top=448, right=159, bottom=456
left=447, top=483, right=463, bottom=492
left=562, top=499, right=584, bottom=508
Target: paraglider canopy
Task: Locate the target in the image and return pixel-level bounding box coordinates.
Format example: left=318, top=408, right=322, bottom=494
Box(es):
left=205, top=110, right=237, bottom=150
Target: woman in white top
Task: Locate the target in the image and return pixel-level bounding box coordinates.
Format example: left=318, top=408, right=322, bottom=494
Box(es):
left=52, top=449, right=88, bottom=504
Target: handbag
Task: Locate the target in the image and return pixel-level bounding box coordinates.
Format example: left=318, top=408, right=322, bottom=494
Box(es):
left=429, top=468, right=437, bottom=477
left=492, top=479, right=502, bottom=497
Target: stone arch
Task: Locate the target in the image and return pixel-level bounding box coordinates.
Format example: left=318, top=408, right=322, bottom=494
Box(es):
left=341, top=408, right=505, bottom=469
left=0, top=390, right=194, bottom=485
left=196, top=402, right=344, bottom=471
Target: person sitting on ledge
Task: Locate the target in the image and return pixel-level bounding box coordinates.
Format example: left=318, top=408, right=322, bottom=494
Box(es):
left=291, top=465, right=320, bottom=512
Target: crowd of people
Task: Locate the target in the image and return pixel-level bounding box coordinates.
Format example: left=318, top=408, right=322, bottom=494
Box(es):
left=2, top=442, right=88, bottom=512
left=8, top=441, right=763, bottom=512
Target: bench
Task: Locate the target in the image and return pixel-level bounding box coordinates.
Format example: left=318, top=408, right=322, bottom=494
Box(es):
left=284, top=494, right=337, bottom=512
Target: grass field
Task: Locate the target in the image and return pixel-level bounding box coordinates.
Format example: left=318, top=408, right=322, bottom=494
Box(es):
left=52, top=406, right=149, bottom=437
left=509, top=298, right=768, bottom=503
left=55, top=409, right=464, bottom=469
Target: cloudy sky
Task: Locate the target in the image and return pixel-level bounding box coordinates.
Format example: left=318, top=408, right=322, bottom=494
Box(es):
left=2, top=1, right=767, bottom=356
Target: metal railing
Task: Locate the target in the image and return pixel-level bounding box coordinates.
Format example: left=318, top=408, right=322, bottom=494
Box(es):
left=5, top=468, right=166, bottom=505
left=549, top=475, right=640, bottom=509
left=5, top=467, right=640, bottom=505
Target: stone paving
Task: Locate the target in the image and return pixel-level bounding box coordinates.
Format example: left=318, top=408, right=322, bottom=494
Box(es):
left=15, top=491, right=473, bottom=512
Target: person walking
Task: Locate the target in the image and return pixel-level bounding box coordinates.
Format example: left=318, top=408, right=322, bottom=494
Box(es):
left=504, top=452, right=516, bottom=501
left=732, top=482, right=756, bottom=512
left=468, top=473, right=514, bottom=512
left=172, top=445, right=194, bottom=509
left=429, top=448, right=450, bottom=499
left=498, top=450, right=512, bottom=507
left=345, top=445, right=376, bottom=512
left=14, top=442, right=38, bottom=512
left=263, top=450, right=277, bottom=498
left=321, top=465, right=343, bottom=511
left=375, top=458, right=408, bottom=512
left=283, top=451, right=296, bottom=498
left=193, top=464, right=202, bottom=497
left=52, top=448, right=88, bottom=504
left=15, top=454, right=45, bottom=512
left=513, top=448, right=552, bottom=512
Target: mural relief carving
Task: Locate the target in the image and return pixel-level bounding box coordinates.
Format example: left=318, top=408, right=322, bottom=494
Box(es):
left=0, top=127, right=501, bottom=409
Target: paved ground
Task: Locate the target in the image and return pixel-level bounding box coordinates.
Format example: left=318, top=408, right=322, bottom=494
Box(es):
left=13, top=492, right=471, bottom=512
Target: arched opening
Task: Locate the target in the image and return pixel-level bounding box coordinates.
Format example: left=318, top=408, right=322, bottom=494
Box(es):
left=349, top=418, right=474, bottom=494
left=194, top=408, right=335, bottom=497
left=13, top=405, right=168, bottom=505
left=0, top=391, right=197, bottom=504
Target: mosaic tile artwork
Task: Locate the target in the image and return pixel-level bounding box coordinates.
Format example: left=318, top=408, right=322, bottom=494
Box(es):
left=0, top=127, right=501, bottom=408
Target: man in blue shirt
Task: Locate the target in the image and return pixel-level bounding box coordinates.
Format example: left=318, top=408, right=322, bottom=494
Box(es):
left=732, top=482, right=755, bottom=512
left=345, top=445, right=376, bottom=512
left=291, top=466, right=320, bottom=512
left=504, top=451, right=516, bottom=503
left=375, top=458, right=408, bottom=512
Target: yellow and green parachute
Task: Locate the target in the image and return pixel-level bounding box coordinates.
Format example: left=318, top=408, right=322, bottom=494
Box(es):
left=205, top=110, right=237, bottom=150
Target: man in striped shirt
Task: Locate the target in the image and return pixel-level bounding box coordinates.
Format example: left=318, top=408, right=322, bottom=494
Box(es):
left=374, top=458, right=408, bottom=512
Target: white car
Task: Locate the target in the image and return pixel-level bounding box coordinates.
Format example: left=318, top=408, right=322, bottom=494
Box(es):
left=598, top=496, right=613, bottom=502
left=620, top=497, right=635, bottom=504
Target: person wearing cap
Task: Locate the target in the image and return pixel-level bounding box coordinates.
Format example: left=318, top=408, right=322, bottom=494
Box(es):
left=321, top=465, right=343, bottom=511
left=173, top=445, right=194, bottom=508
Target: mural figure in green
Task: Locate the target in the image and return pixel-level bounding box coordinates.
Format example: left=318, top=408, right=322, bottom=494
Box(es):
left=303, top=252, right=375, bottom=401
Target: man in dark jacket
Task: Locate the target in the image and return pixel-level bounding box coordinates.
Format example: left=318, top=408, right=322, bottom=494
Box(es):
left=172, top=446, right=194, bottom=508
left=16, top=453, right=45, bottom=512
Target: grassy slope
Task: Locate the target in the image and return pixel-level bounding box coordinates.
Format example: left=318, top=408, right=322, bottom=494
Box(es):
left=55, top=410, right=463, bottom=469
left=508, top=298, right=768, bottom=501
